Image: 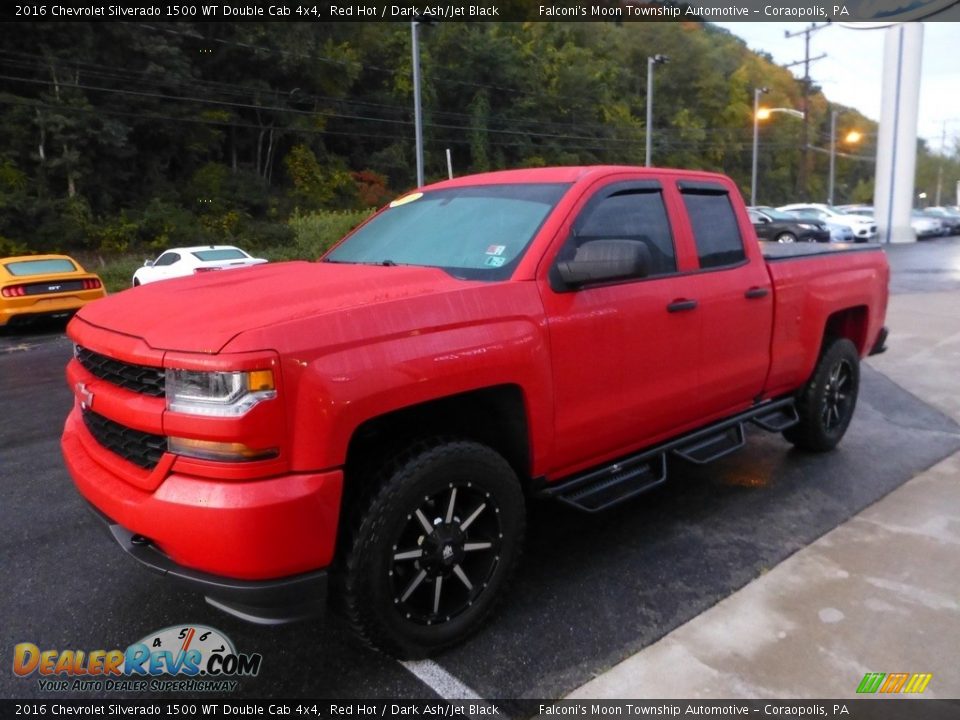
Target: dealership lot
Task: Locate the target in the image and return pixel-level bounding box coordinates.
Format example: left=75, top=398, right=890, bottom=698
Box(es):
left=3, top=239, right=960, bottom=705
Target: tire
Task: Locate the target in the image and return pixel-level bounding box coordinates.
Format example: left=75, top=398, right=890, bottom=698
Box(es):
left=776, top=232, right=797, bottom=244
left=133, top=278, right=141, bottom=287
left=341, top=439, right=525, bottom=658
left=783, top=337, right=860, bottom=452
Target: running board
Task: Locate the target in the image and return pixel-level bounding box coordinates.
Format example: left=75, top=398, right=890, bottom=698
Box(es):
left=672, top=424, right=745, bottom=464
left=751, top=405, right=800, bottom=432
left=542, top=453, right=666, bottom=513
left=539, top=397, right=796, bottom=513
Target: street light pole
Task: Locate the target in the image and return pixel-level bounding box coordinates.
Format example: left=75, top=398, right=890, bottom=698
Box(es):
left=645, top=55, right=668, bottom=167
left=828, top=109, right=837, bottom=205
left=411, top=20, right=425, bottom=188
left=751, top=87, right=768, bottom=206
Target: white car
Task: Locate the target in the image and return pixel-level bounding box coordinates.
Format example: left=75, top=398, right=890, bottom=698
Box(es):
left=910, top=211, right=944, bottom=239
left=132, top=246, right=268, bottom=286
left=777, top=203, right=877, bottom=242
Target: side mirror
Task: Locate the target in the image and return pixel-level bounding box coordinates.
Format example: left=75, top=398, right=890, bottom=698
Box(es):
left=143, top=259, right=154, bottom=267
left=556, top=239, right=651, bottom=288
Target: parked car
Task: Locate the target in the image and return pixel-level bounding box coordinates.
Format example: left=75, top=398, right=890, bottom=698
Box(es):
left=910, top=211, right=944, bottom=239
left=132, top=245, right=267, bottom=286
left=921, top=207, right=960, bottom=235
left=1, top=254, right=106, bottom=328
left=777, top=203, right=877, bottom=242
left=63, top=165, right=890, bottom=658
left=825, top=222, right=856, bottom=243
left=838, top=204, right=873, bottom=216
left=748, top=206, right=830, bottom=243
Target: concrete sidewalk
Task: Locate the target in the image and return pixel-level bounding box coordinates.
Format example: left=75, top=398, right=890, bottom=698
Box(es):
left=568, top=290, right=960, bottom=699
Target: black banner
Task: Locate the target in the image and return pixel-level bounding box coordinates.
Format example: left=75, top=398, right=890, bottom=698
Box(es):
left=3, top=0, right=960, bottom=23
left=2, top=700, right=960, bottom=720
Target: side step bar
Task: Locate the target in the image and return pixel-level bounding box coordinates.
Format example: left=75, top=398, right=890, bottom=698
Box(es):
left=540, top=397, right=796, bottom=513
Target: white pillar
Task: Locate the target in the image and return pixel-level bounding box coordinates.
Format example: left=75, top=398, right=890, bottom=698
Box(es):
left=874, top=24, right=923, bottom=244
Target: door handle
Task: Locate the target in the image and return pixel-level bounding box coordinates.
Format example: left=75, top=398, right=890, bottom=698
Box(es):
left=667, top=299, right=698, bottom=313
left=744, top=287, right=769, bottom=299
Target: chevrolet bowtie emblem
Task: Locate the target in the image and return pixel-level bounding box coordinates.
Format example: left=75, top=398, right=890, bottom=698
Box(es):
left=75, top=382, right=94, bottom=410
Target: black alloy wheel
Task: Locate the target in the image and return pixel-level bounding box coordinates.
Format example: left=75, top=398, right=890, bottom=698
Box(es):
left=784, top=337, right=860, bottom=452
left=341, top=439, right=525, bottom=658
left=390, top=482, right=503, bottom=626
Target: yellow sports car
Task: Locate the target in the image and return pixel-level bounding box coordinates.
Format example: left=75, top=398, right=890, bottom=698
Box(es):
left=0, top=254, right=106, bottom=328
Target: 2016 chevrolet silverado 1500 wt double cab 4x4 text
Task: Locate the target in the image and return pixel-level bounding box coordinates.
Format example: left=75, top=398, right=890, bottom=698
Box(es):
left=61, top=166, right=889, bottom=657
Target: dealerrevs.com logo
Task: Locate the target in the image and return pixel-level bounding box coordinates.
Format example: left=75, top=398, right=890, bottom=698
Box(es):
left=13, top=625, right=262, bottom=693
left=856, top=672, right=933, bottom=694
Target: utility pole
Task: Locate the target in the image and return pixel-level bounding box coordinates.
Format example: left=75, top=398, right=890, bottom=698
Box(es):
left=411, top=20, right=425, bottom=187
left=645, top=54, right=669, bottom=167
left=784, top=23, right=828, bottom=199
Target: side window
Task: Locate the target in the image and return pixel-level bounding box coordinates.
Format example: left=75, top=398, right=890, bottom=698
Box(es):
left=154, top=252, right=180, bottom=267
left=572, top=190, right=677, bottom=276
left=681, top=191, right=746, bottom=269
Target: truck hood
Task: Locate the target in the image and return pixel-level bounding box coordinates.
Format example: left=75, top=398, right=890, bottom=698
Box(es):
left=76, top=261, right=467, bottom=353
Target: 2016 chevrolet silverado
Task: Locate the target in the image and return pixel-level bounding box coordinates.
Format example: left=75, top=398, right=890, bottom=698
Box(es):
left=62, top=166, right=889, bottom=657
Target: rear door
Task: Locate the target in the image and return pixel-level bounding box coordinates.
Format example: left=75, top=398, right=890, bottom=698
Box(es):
left=539, top=179, right=702, bottom=476
left=677, top=181, right=773, bottom=419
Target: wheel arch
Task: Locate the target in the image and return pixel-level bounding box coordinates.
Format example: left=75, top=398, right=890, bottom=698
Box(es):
left=823, top=305, right=870, bottom=356
left=343, top=384, right=531, bottom=484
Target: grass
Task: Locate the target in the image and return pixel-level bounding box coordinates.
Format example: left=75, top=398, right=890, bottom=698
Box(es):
left=75, top=209, right=373, bottom=294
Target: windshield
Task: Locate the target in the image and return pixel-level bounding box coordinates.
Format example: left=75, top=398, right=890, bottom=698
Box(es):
left=192, top=248, right=249, bottom=261
left=4, top=258, right=77, bottom=276
left=324, top=183, right=569, bottom=280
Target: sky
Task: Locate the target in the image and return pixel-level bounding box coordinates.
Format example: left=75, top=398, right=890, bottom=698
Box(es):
left=713, top=22, right=960, bottom=154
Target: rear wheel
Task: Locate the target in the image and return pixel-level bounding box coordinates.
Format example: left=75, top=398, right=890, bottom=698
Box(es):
left=776, top=232, right=797, bottom=244
left=341, top=439, right=525, bottom=658
left=783, top=337, right=860, bottom=452
left=132, top=278, right=141, bottom=287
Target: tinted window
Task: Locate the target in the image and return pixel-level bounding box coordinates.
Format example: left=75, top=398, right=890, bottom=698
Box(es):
left=193, top=248, right=249, bottom=261
left=682, top=192, right=745, bottom=269
left=574, top=190, right=676, bottom=276
left=154, top=252, right=180, bottom=267
left=4, top=258, right=77, bottom=276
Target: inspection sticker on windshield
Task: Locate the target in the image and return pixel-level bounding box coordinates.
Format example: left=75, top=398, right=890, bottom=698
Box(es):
left=484, top=256, right=506, bottom=267
left=389, top=192, right=423, bottom=208
left=485, top=245, right=506, bottom=256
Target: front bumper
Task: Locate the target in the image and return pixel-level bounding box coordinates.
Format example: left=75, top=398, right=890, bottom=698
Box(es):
left=62, top=411, right=344, bottom=623
left=86, top=503, right=329, bottom=624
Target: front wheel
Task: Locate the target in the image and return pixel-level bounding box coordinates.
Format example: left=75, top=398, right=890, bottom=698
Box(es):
left=783, top=337, right=860, bottom=452
left=341, top=440, right=525, bottom=658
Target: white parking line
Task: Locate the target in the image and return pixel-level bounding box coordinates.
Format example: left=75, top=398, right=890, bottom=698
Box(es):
left=400, top=659, right=483, bottom=699
left=399, top=659, right=507, bottom=718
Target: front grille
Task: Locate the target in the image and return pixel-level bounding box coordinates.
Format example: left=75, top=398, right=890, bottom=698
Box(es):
left=75, top=345, right=165, bottom=397
left=82, top=409, right=167, bottom=470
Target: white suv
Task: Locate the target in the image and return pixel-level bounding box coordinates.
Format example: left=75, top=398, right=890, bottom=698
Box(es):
left=778, top=204, right=877, bottom=242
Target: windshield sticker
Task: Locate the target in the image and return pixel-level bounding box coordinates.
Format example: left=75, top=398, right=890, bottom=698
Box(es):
left=484, top=256, right=506, bottom=268
left=485, top=245, right=506, bottom=256
left=389, top=192, right=423, bottom=208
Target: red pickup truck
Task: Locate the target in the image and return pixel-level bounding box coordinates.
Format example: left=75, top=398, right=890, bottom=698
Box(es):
left=62, top=166, right=889, bottom=657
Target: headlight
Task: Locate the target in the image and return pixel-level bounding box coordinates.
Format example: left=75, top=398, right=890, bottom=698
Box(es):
left=798, top=223, right=815, bottom=230
left=165, top=368, right=276, bottom=417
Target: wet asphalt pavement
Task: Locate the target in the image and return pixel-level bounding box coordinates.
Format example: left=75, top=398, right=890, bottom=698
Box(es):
left=2, top=237, right=960, bottom=704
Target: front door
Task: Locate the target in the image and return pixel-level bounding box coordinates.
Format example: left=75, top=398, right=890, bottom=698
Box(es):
left=539, top=180, right=702, bottom=477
